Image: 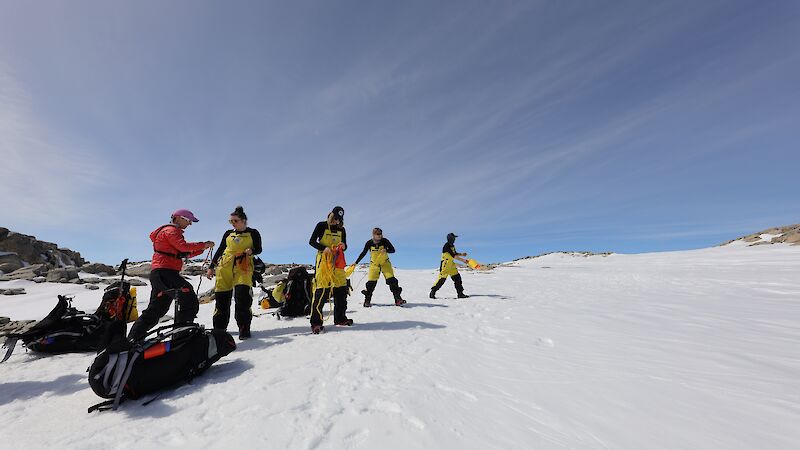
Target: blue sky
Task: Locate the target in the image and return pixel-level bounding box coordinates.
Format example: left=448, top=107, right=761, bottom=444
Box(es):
left=1, top=0, right=798, bottom=268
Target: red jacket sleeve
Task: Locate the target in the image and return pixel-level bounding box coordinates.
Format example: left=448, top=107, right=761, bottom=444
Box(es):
left=164, top=227, right=206, bottom=256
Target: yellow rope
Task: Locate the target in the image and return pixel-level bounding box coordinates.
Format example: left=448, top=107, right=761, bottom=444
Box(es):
left=315, top=250, right=336, bottom=323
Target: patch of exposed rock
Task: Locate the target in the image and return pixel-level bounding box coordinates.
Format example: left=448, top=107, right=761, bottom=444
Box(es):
left=513, top=251, right=614, bottom=262
left=0, top=288, right=26, bottom=295
left=124, top=263, right=152, bottom=278
left=720, top=224, right=800, bottom=247
left=0, top=227, right=85, bottom=270
left=5, top=264, right=49, bottom=280
left=45, top=267, right=80, bottom=283
left=81, top=262, right=117, bottom=276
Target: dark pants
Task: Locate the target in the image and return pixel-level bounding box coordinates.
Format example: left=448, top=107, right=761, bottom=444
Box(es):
left=128, top=269, right=198, bottom=340
left=432, top=273, right=464, bottom=295
left=213, top=285, right=253, bottom=331
left=364, top=277, right=403, bottom=301
left=310, top=286, right=348, bottom=326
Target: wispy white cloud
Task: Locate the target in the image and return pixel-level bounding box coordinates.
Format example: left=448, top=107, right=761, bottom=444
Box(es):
left=0, top=65, right=110, bottom=227
left=245, top=2, right=799, bottom=257
left=1, top=1, right=796, bottom=266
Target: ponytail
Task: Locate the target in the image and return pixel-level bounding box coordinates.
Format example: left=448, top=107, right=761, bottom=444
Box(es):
left=231, top=205, right=247, bottom=221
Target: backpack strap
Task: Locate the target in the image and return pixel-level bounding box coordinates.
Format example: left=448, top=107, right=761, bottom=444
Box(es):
left=88, top=324, right=202, bottom=413
left=111, top=351, right=141, bottom=410
left=1, top=337, right=19, bottom=363
left=152, top=224, right=190, bottom=260
left=87, top=349, right=135, bottom=413
left=88, top=399, right=116, bottom=413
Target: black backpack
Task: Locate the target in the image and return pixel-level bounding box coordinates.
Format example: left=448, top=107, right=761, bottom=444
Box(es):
left=0, top=296, right=114, bottom=364
left=87, top=323, right=236, bottom=412
left=279, top=267, right=312, bottom=317
left=95, top=281, right=137, bottom=323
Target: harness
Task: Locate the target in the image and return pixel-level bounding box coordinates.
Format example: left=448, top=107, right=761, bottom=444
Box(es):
left=152, top=225, right=190, bottom=260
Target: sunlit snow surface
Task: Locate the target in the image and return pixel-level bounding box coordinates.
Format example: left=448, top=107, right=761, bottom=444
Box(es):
left=1, top=244, right=799, bottom=449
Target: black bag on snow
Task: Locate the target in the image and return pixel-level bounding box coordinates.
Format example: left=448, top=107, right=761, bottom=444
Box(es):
left=87, top=323, right=236, bottom=412
left=279, top=266, right=312, bottom=317
left=16, top=295, right=110, bottom=354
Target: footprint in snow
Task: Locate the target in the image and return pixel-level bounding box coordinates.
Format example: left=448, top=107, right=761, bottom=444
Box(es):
left=366, top=399, right=427, bottom=430
left=344, top=429, right=370, bottom=446
left=434, top=382, right=478, bottom=402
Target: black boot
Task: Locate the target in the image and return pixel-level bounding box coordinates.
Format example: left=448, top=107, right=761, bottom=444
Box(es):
left=387, top=278, right=405, bottom=306
left=362, top=280, right=376, bottom=307
left=333, top=286, right=352, bottom=326
left=431, top=278, right=445, bottom=299
left=233, top=285, right=253, bottom=339
left=361, top=290, right=372, bottom=307
left=453, top=274, right=468, bottom=298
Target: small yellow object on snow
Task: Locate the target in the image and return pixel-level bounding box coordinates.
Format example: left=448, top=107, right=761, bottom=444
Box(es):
left=127, top=287, right=139, bottom=322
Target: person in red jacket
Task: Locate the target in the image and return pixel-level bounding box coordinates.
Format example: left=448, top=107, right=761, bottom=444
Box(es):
left=128, top=209, right=215, bottom=340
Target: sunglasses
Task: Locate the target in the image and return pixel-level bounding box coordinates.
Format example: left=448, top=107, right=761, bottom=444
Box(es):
left=229, top=218, right=243, bottom=224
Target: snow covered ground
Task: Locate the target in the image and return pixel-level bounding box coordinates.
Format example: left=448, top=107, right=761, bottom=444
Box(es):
left=1, top=244, right=799, bottom=449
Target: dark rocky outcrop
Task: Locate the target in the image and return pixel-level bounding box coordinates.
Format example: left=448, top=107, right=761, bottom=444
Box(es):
left=81, top=262, right=117, bottom=276
left=0, top=227, right=85, bottom=269
left=125, top=263, right=152, bottom=278
left=0, top=288, right=26, bottom=295
left=6, top=264, right=49, bottom=280
left=0, top=252, right=25, bottom=273
left=45, top=267, right=80, bottom=283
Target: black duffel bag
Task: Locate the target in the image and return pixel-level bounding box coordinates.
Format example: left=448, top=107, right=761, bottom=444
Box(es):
left=87, top=323, right=236, bottom=412
left=2, top=296, right=112, bottom=363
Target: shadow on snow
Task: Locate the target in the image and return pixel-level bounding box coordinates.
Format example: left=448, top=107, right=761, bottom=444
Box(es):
left=0, top=373, right=85, bottom=406
left=120, top=358, right=256, bottom=419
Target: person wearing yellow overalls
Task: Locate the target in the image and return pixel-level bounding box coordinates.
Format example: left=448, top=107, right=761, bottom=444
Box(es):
left=354, top=227, right=406, bottom=307
left=206, top=206, right=262, bottom=339
left=308, top=206, right=350, bottom=333
left=430, top=233, right=469, bottom=299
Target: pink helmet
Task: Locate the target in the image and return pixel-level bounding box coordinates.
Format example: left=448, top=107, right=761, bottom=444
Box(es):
left=171, top=209, right=199, bottom=223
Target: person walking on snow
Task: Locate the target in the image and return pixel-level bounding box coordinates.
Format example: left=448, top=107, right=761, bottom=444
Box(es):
left=430, top=232, right=469, bottom=299
left=308, top=206, right=351, bottom=333
left=128, top=209, right=215, bottom=340
left=355, top=227, right=406, bottom=307
left=205, top=206, right=262, bottom=340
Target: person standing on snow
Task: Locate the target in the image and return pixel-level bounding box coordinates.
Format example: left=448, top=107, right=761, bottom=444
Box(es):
left=205, top=206, right=262, bottom=340
left=354, top=227, right=406, bottom=307
left=128, top=209, right=215, bottom=340
left=430, top=232, right=470, bottom=299
left=308, top=206, right=351, bottom=333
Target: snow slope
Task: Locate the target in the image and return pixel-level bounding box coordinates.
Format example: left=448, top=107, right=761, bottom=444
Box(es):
left=1, top=244, right=799, bottom=449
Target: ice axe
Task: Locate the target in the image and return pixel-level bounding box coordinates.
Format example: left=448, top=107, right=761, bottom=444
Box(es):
left=196, top=246, right=214, bottom=293
left=118, top=258, right=128, bottom=285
